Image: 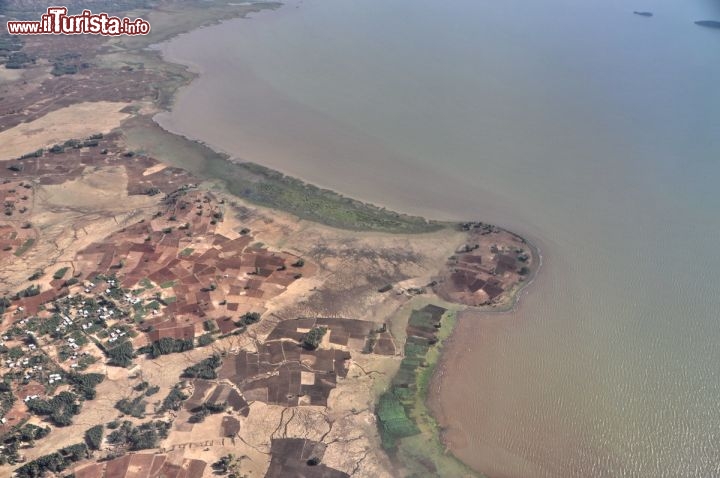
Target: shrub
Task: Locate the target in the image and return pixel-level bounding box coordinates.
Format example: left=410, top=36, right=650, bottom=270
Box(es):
left=53, top=267, right=69, bottom=280
left=144, top=385, right=160, bottom=397
left=28, top=271, right=43, bottom=281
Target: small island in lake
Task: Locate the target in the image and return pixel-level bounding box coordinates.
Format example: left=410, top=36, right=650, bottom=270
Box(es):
left=695, top=20, right=720, bottom=29
left=633, top=11, right=653, bottom=17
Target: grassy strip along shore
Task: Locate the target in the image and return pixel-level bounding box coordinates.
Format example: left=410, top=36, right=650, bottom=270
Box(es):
left=123, top=118, right=446, bottom=234
left=377, top=303, right=480, bottom=477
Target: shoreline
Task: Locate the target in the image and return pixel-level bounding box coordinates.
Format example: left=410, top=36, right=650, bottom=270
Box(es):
left=139, top=3, right=542, bottom=475
left=426, top=238, right=543, bottom=476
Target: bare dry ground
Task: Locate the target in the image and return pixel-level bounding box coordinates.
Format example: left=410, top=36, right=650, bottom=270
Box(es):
left=0, top=164, right=157, bottom=293
left=0, top=101, right=131, bottom=160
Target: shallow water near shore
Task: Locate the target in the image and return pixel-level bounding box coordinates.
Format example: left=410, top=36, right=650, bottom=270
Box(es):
left=156, top=0, right=720, bottom=476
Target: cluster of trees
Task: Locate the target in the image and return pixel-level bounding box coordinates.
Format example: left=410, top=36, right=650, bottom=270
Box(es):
left=0, top=297, right=10, bottom=315
left=115, top=396, right=147, bottom=418
left=107, top=340, right=134, bottom=367
left=159, top=385, right=188, bottom=413
left=26, top=270, right=42, bottom=281
left=18, top=149, right=43, bottom=160
left=67, top=372, right=104, bottom=400
left=181, top=354, right=222, bottom=380
left=302, top=327, right=327, bottom=351
left=14, top=443, right=88, bottom=478
left=5, top=51, right=34, bottom=69
left=235, top=311, right=261, bottom=328
left=0, top=36, right=23, bottom=53
left=25, top=391, right=80, bottom=427
left=0, top=381, right=15, bottom=418
left=37, top=314, right=66, bottom=339
left=0, top=424, right=50, bottom=465
left=13, top=284, right=40, bottom=299
left=106, top=420, right=170, bottom=451
left=188, top=401, right=226, bottom=423
left=16, top=424, right=50, bottom=443
left=84, top=424, right=104, bottom=451
left=197, top=333, right=216, bottom=347
left=47, top=136, right=102, bottom=155
left=49, top=53, right=81, bottom=74
left=50, top=61, right=79, bottom=76
left=64, top=277, right=79, bottom=287
left=139, top=337, right=194, bottom=358
left=212, top=454, right=242, bottom=476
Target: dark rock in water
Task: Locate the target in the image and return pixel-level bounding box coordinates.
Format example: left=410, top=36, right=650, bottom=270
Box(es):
left=695, top=20, right=720, bottom=29
left=633, top=11, right=653, bottom=17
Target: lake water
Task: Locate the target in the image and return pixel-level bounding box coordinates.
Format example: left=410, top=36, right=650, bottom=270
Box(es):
left=155, top=0, right=720, bottom=476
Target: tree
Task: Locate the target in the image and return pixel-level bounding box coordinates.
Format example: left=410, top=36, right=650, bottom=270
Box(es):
left=84, top=425, right=104, bottom=450
left=236, top=311, right=261, bottom=327
left=302, top=327, right=327, bottom=350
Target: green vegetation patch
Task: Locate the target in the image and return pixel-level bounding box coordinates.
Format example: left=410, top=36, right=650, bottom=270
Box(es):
left=159, top=385, right=188, bottom=412
left=14, top=443, right=88, bottom=478
left=25, top=391, right=81, bottom=427
left=376, top=391, right=420, bottom=449
left=106, top=420, right=170, bottom=451
left=376, top=305, right=480, bottom=476
left=221, top=162, right=445, bottom=233
left=124, top=120, right=447, bottom=234
left=107, top=340, right=135, bottom=367
left=84, top=425, right=104, bottom=451
left=188, top=401, right=226, bottom=423
left=52, top=267, right=70, bottom=280
left=115, top=395, right=147, bottom=418
left=14, top=238, right=35, bottom=257
left=139, top=337, right=193, bottom=358
left=181, top=354, right=222, bottom=380
left=301, top=326, right=327, bottom=350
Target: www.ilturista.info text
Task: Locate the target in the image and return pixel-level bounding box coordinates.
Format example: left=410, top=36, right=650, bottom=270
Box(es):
left=7, top=7, right=150, bottom=35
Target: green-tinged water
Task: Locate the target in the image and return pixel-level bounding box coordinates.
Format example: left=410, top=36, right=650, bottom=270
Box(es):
left=155, top=0, right=720, bottom=476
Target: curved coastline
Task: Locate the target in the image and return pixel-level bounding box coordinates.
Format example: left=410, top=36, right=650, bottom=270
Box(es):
left=144, top=3, right=542, bottom=476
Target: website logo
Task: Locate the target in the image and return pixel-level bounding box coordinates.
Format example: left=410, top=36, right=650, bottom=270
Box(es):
left=7, top=7, right=151, bottom=35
